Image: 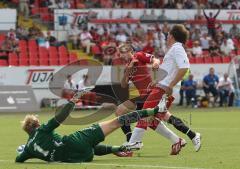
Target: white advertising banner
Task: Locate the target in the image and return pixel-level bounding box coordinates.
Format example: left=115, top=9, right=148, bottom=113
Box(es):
left=0, top=9, right=17, bottom=30
left=54, top=9, right=240, bottom=30
left=0, top=64, right=230, bottom=104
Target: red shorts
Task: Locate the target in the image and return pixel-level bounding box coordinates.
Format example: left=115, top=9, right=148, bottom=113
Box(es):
left=136, top=87, right=175, bottom=129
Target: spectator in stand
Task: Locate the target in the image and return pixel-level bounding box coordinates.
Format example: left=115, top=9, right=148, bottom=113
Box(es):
left=220, top=38, right=234, bottom=56
left=192, top=40, right=203, bottom=57
left=203, top=8, right=220, bottom=39
left=183, top=0, right=196, bottom=9
left=134, top=23, right=145, bottom=40
left=37, top=32, right=49, bottom=48
left=158, top=9, right=169, bottom=21
left=46, top=31, right=58, bottom=46
left=68, top=24, right=81, bottom=49
left=124, top=11, right=133, bottom=19
left=57, top=0, right=71, bottom=9
left=209, top=40, right=221, bottom=57
left=148, top=9, right=158, bottom=20
left=16, top=25, right=29, bottom=40
left=142, top=40, right=154, bottom=54
left=28, top=24, right=41, bottom=39
left=125, top=24, right=133, bottom=37
left=164, top=0, right=176, bottom=8
left=80, top=27, right=95, bottom=54
left=220, top=0, right=229, bottom=8
left=116, top=30, right=127, bottom=43
left=7, top=29, right=17, bottom=41
left=192, top=27, right=201, bottom=41
left=140, top=9, right=150, bottom=20
left=183, top=74, right=197, bottom=107
left=229, top=24, right=240, bottom=38
left=229, top=0, right=240, bottom=9
left=162, top=22, right=170, bottom=39
left=100, top=0, right=113, bottom=8
left=19, top=0, right=29, bottom=20
left=218, top=73, right=234, bottom=107
left=203, top=67, right=219, bottom=106
left=200, top=33, right=211, bottom=50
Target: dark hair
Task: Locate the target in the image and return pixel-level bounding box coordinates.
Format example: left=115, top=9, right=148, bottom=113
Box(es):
left=170, top=24, right=189, bottom=44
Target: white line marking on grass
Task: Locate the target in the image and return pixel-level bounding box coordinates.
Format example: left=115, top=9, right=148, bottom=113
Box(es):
left=79, top=163, right=208, bottom=169
left=0, top=159, right=209, bottom=169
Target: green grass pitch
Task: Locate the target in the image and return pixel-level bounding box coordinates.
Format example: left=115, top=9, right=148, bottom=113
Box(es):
left=0, top=106, right=240, bottom=169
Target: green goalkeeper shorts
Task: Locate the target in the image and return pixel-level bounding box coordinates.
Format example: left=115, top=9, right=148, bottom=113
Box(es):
left=61, top=124, right=105, bottom=162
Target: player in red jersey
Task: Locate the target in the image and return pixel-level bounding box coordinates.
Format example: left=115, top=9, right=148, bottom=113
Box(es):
left=129, top=24, right=201, bottom=153
left=114, top=44, right=185, bottom=156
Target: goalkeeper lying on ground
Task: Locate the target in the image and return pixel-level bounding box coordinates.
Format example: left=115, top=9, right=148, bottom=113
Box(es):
left=15, top=88, right=164, bottom=163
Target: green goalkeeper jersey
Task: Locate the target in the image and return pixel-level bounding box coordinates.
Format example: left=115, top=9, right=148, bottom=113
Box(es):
left=15, top=118, right=65, bottom=162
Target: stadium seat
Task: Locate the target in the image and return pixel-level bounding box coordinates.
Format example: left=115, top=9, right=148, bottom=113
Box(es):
left=49, top=59, right=59, bottom=66
left=28, top=40, right=38, bottom=50
left=58, top=46, right=68, bottom=55
left=59, top=58, right=69, bottom=65
left=204, top=57, right=213, bottom=63
left=213, top=56, right=222, bottom=63
left=29, top=59, right=39, bottom=66
left=49, top=46, right=58, bottom=54
left=8, top=53, right=18, bottom=66
left=195, top=57, right=204, bottom=64
left=222, top=56, right=231, bottom=63
left=19, top=59, right=29, bottom=66
left=0, top=60, right=8, bottom=66
left=19, top=40, right=27, bottom=53
left=189, top=57, right=196, bottom=64
left=202, top=50, right=209, bottom=57
left=69, top=53, right=78, bottom=63
left=39, top=59, right=49, bottom=66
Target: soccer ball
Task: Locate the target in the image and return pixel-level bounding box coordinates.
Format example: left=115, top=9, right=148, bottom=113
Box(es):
left=16, top=145, right=25, bottom=154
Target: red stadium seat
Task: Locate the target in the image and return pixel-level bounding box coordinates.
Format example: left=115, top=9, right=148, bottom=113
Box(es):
left=204, top=57, right=213, bottom=63
left=49, top=46, right=58, bottom=54
left=19, top=40, right=27, bottom=53
left=39, top=59, right=49, bottom=66
left=0, top=60, right=8, bottom=66
left=195, top=57, right=204, bottom=64
left=58, top=46, right=68, bottom=55
left=19, top=59, right=29, bottom=66
left=49, top=59, right=59, bottom=66
left=222, top=56, right=231, bottom=63
left=8, top=53, right=18, bottom=66
left=189, top=57, right=196, bottom=64
left=69, top=54, right=78, bottom=63
left=29, top=59, right=39, bottom=66
left=28, top=40, right=37, bottom=50
left=213, top=56, right=222, bottom=63
left=202, top=50, right=209, bottom=57
left=59, top=58, right=69, bottom=65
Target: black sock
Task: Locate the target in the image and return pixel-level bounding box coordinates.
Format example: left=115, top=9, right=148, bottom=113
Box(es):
left=120, top=125, right=132, bottom=142
left=168, top=115, right=196, bottom=140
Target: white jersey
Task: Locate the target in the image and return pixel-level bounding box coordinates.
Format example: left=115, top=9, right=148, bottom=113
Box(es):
left=159, top=42, right=190, bottom=87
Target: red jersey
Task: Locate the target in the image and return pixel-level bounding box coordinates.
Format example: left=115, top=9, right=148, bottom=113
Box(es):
left=127, top=52, right=153, bottom=97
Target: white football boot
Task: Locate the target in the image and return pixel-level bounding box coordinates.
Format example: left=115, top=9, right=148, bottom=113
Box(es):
left=192, top=132, right=201, bottom=152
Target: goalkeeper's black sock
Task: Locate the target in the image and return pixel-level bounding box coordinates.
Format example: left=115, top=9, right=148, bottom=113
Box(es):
left=94, top=145, right=123, bottom=156
left=117, top=107, right=159, bottom=126
left=168, top=115, right=196, bottom=140
left=120, top=125, right=132, bottom=142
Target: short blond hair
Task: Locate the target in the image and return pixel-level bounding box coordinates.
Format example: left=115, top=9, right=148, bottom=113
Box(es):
left=21, top=114, right=40, bottom=134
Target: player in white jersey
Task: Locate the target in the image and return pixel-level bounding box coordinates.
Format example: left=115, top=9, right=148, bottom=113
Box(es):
left=129, top=24, right=201, bottom=152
